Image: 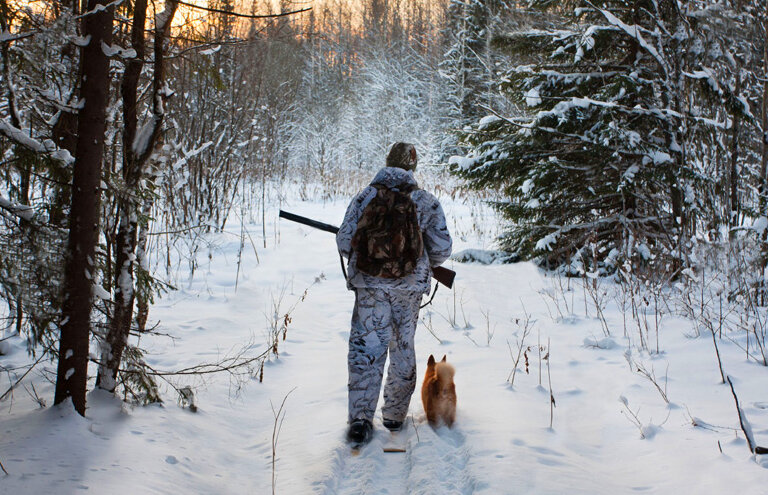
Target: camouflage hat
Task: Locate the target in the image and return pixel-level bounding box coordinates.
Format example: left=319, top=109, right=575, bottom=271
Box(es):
left=386, top=142, right=417, bottom=171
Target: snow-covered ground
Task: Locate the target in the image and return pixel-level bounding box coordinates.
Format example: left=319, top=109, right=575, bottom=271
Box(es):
left=1, top=191, right=768, bottom=494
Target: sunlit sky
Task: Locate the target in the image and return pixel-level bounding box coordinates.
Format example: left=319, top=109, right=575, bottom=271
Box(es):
left=170, top=0, right=316, bottom=34
left=9, top=0, right=443, bottom=42
left=9, top=1, right=423, bottom=33
left=8, top=1, right=319, bottom=38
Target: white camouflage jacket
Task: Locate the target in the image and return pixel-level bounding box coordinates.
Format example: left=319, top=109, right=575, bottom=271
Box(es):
left=336, top=167, right=453, bottom=294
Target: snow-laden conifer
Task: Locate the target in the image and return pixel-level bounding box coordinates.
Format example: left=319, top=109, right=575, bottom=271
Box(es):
left=452, top=0, right=757, bottom=273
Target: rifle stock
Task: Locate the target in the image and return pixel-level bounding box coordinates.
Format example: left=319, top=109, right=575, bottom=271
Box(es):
left=279, top=209, right=455, bottom=289
left=430, top=265, right=455, bottom=289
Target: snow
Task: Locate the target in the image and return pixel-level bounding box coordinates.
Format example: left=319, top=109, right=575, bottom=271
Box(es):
left=120, top=48, right=137, bottom=59
left=593, top=8, right=667, bottom=73
left=155, top=1, right=176, bottom=32
left=574, top=25, right=599, bottom=63
left=536, top=97, right=597, bottom=122
left=536, top=231, right=560, bottom=251
left=684, top=69, right=720, bottom=93
left=132, top=122, right=154, bottom=156
left=0, top=195, right=34, bottom=221
left=647, top=150, right=673, bottom=165
left=752, top=217, right=768, bottom=235
left=451, top=249, right=517, bottom=265
left=1, top=193, right=767, bottom=494
left=73, top=35, right=91, bottom=47
left=521, top=178, right=535, bottom=194
left=525, top=198, right=540, bottom=209
left=172, top=141, right=214, bottom=171
left=92, top=284, right=111, bottom=300
left=622, top=164, right=639, bottom=183
left=524, top=87, right=542, bottom=107
left=101, top=41, right=121, bottom=57
left=0, top=118, right=75, bottom=165
left=448, top=155, right=477, bottom=171
left=0, top=29, right=33, bottom=43
left=583, top=336, right=617, bottom=349
left=200, top=45, right=222, bottom=56
left=477, top=115, right=500, bottom=128
left=636, top=243, right=652, bottom=260
left=117, top=265, right=134, bottom=298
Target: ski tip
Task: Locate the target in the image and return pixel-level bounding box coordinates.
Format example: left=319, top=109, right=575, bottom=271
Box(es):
left=382, top=447, right=407, bottom=453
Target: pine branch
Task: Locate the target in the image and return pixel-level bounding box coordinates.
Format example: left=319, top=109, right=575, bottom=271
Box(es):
left=0, top=118, right=75, bottom=166
left=0, top=195, right=33, bottom=221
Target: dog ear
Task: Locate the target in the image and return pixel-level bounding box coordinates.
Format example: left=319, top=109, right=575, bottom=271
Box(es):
left=427, top=354, right=435, bottom=366
left=441, top=355, right=447, bottom=363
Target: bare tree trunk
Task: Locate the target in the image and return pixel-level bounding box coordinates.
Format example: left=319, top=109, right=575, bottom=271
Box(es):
left=54, top=0, right=115, bottom=415
left=96, top=0, right=177, bottom=392
left=760, top=1, right=768, bottom=303
left=762, top=1, right=768, bottom=216
left=95, top=0, right=149, bottom=392
left=730, top=72, right=741, bottom=240
left=659, top=0, right=687, bottom=272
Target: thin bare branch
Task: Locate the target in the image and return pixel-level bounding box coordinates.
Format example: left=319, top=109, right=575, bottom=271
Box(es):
left=175, top=1, right=310, bottom=20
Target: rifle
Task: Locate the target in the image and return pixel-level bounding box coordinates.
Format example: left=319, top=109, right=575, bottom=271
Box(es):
left=278, top=210, right=455, bottom=289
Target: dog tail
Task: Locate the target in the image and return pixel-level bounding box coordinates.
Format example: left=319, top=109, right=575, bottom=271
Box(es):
left=435, top=361, right=455, bottom=382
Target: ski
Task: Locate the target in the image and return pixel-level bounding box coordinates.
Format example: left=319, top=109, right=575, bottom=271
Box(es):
left=382, top=424, right=408, bottom=453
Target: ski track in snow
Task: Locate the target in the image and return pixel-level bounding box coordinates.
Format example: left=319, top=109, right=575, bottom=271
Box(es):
left=319, top=423, right=478, bottom=495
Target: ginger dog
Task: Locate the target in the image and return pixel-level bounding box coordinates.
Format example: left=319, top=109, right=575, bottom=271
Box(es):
left=421, top=354, right=456, bottom=428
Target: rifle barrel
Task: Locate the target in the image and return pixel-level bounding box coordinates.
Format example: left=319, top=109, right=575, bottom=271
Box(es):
left=279, top=210, right=339, bottom=234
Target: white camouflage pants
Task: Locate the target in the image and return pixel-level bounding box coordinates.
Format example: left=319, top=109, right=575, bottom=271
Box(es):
left=348, top=288, right=422, bottom=424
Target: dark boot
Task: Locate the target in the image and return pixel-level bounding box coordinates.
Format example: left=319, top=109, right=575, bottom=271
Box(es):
left=346, top=418, right=373, bottom=446
left=382, top=418, right=403, bottom=432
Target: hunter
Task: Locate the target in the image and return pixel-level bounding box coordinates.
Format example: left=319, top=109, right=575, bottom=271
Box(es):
left=336, top=142, right=453, bottom=446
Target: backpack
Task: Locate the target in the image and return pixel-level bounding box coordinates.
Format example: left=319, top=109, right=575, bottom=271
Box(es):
left=351, top=184, right=424, bottom=278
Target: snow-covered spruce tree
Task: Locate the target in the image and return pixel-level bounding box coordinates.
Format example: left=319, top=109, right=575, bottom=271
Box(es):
left=677, top=2, right=767, bottom=243
left=440, top=0, right=505, bottom=130
left=452, top=0, right=749, bottom=273
left=0, top=1, right=75, bottom=352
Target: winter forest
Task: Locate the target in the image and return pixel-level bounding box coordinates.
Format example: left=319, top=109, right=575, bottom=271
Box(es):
left=2, top=0, right=768, bottom=493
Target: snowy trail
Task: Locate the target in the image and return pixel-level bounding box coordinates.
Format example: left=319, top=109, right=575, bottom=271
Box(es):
left=405, top=426, right=478, bottom=494
left=324, top=436, right=411, bottom=495
left=320, top=422, right=478, bottom=495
